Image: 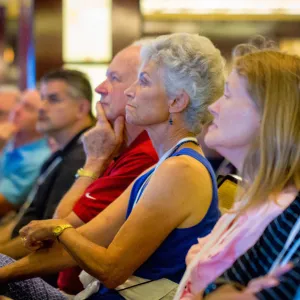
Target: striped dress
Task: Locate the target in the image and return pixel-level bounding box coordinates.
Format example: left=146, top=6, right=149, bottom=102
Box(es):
left=205, top=193, right=300, bottom=299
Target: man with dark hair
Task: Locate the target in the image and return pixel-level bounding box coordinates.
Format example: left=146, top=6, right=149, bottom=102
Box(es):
left=40, top=69, right=95, bottom=120
left=0, top=69, right=94, bottom=255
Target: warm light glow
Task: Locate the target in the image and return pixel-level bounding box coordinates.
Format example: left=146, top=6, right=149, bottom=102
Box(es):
left=280, top=39, right=300, bottom=55
left=3, top=47, right=15, bottom=64
left=63, top=0, right=112, bottom=63
left=64, top=64, right=108, bottom=115
left=141, top=0, right=300, bottom=15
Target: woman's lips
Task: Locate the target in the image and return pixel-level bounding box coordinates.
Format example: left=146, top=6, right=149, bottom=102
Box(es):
left=208, top=123, right=218, bottom=131
left=126, top=103, right=135, bottom=109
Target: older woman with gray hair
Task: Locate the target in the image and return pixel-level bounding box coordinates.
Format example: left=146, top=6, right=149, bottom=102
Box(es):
left=0, top=33, right=224, bottom=299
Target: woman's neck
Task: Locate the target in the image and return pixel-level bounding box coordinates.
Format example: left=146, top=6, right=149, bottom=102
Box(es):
left=146, top=124, right=195, bottom=158
left=216, top=146, right=250, bottom=173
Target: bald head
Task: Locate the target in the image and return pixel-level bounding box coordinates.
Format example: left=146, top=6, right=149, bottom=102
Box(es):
left=0, top=89, right=20, bottom=123
left=112, top=45, right=141, bottom=80
left=95, top=45, right=142, bottom=122
left=21, top=89, right=42, bottom=107
left=10, top=89, right=42, bottom=134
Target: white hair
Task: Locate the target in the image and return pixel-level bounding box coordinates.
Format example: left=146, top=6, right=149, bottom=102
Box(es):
left=132, top=38, right=154, bottom=47
left=140, top=33, right=225, bottom=134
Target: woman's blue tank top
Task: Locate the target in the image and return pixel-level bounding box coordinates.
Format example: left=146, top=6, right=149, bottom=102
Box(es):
left=125, top=148, right=220, bottom=283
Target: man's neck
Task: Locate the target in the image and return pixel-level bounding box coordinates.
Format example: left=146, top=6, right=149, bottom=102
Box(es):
left=124, top=123, right=144, bottom=148
left=50, top=118, right=93, bottom=150
left=14, top=131, right=43, bottom=149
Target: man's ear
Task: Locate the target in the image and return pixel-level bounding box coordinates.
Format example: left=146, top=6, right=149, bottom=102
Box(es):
left=77, top=99, right=91, bottom=119
left=168, top=90, right=190, bottom=114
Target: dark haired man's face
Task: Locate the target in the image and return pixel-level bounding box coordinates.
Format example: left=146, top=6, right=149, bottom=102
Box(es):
left=37, top=80, right=84, bottom=135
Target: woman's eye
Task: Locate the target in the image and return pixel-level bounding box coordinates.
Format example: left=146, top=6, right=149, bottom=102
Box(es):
left=139, top=78, right=148, bottom=86
left=224, top=94, right=230, bottom=99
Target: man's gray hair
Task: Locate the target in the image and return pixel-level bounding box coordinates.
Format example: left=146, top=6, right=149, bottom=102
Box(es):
left=140, top=33, right=225, bottom=134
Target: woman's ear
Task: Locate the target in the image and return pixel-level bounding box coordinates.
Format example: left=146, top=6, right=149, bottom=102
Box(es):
left=168, top=90, right=190, bottom=113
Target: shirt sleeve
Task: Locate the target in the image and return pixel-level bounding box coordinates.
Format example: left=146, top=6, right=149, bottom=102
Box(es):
left=0, top=165, right=42, bottom=206
left=73, top=151, right=157, bottom=224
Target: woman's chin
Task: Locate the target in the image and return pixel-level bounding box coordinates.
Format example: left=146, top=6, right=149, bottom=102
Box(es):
left=204, top=133, right=219, bottom=150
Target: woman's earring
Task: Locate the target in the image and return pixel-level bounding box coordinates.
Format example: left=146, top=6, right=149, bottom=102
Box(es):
left=169, top=114, right=173, bottom=125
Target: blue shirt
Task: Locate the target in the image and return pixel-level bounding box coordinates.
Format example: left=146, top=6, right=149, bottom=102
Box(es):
left=0, top=138, right=51, bottom=206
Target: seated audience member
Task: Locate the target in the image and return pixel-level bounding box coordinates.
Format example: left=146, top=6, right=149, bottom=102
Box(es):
left=174, top=48, right=300, bottom=299
left=197, top=125, right=224, bottom=173
left=0, top=32, right=224, bottom=299
left=202, top=196, right=299, bottom=300
left=0, top=44, right=159, bottom=294
left=0, top=69, right=94, bottom=255
left=0, top=90, right=51, bottom=217
left=0, top=88, right=19, bottom=124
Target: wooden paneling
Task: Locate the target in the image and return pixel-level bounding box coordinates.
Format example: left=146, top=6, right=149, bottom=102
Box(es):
left=0, top=6, right=5, bottom=57
left=112, top=0, right=142, bottom=56
left=34, top=0, right=63, bottom=80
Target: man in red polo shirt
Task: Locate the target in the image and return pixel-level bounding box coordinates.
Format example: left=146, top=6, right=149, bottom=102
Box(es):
left=0, top=44, right=158, bottom=294
left=54, top=44, right=158, bottom=293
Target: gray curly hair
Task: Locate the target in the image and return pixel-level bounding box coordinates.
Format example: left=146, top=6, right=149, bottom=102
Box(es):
left=232, top=35, right=278, bottom=58
left=140, top=33, right=225, bottom=134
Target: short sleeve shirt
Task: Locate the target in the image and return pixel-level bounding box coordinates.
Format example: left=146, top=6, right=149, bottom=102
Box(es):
left=0, top=138, right=51, bottom=206
left=73, top=131, right=158, bottom=223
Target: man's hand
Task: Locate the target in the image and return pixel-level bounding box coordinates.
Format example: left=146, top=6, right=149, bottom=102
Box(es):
left=19, top=219, right=69, bottom=251
left=82, top=102, right=125, bottom=174
left=0, top=122, right=18, bottom=150
left=83, top=102, right=125, bottom=160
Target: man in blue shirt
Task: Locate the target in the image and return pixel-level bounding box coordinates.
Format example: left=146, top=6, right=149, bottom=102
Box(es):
left=0, top=90, right=51, bottom=216
left=0, top=88, right=19, bottom=124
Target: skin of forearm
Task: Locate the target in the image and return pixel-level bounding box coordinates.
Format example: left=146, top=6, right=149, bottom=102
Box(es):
left=0, top=237, right=30, bottom=259
left=0, top=219, right=17, bottom=244
left=59, top=227, right=118, bottom=288
left=54, top=157, right=111, bottom=219
left=0, top=242, right=76, bottom=283
left=54, top=176, right=95, bottom=219
left=0, top=195, right=15, bottom=217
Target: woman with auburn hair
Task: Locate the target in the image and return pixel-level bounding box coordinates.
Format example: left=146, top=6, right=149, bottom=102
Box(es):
left=175, top=49, right=300, bottom=299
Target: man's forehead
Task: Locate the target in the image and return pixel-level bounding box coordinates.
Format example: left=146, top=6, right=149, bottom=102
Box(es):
left=108, top=47, right=140, bottom=73
left=40, top=80, right=68, bottom=93
left=21, top=90, right=41, bottom=107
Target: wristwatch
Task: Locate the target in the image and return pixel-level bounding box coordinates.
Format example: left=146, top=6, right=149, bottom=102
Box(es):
left=53, top=224, right=73, bottom=238
left=75, top=168, right=98, bottom=180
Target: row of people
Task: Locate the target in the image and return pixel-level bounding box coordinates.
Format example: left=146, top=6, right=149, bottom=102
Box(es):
left=0, top=33, right=298, bottom=299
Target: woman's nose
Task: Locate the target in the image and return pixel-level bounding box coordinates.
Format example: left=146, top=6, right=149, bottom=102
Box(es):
left=124, top=81, right=136, bottom=99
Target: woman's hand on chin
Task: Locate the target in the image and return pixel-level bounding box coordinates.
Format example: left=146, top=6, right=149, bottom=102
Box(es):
left=19, top=219, right=68, bottom=251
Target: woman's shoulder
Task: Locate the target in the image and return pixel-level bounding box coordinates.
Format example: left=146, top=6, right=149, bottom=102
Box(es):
left=159, top=154, right=209, bottom=177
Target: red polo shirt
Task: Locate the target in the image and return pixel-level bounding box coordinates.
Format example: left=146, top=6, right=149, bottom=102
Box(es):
left=58, top=131, right=158, bottom=294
